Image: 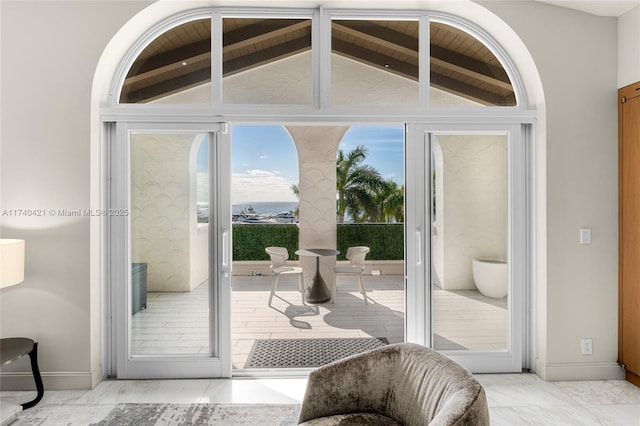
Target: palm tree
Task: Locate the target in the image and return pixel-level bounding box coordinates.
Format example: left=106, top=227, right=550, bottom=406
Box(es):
left=370, top=179, right=405, bottom=223
left=336, top=145, right=384, bottom=223
left=290, top=183, right=300, bottom=217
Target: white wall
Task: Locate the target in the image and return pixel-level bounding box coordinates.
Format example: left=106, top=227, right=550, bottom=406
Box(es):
left=618, top=5, right=640, bottom=87
left=0, top=0, right=624, bottom=389
left=480, top=1, right=620, bottom=380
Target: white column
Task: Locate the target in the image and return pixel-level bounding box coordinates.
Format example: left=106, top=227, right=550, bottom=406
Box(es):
left=286, top=126, right=349, bottom=291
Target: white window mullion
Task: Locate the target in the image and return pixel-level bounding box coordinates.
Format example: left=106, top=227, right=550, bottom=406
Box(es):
left=318, top=7, right=332, bottom=109
left=211, top=12, right=223, bottom=107
left=419, top=15, right=430, bottom=108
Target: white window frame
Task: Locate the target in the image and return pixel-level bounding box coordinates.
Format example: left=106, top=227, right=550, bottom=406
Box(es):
left=406, top=122, right=529, bottom=373
left=109, top=121, right=231, bottom=379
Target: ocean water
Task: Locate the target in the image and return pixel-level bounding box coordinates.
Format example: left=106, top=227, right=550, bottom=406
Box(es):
left=232, top=201, right=298, bottom=215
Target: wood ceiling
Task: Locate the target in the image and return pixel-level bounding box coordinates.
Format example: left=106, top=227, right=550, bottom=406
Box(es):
left=120, top=17, right=515, bottom=106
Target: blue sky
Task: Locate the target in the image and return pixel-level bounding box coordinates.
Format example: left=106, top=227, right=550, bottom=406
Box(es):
left=198, top=124, right=405, bottom=203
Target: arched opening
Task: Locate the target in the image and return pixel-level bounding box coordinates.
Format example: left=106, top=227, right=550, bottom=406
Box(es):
left=93, top=1, right=543, bottom=378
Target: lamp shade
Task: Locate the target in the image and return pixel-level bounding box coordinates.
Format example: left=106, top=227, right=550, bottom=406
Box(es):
left=0, top=239, right=25, bottom=288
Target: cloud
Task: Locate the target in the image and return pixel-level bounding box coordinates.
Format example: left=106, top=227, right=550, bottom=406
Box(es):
left=232, top=170, right=297, bottom=203
left=259, top=154, right=268, bottom=160
left=247, top=169, right=275, bottom=176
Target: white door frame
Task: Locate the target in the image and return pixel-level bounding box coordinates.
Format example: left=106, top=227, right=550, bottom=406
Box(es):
left=109, top=121, right=231, bottom=379
left=105, top=118, right=531, bottom=377
left=406, top=122, right=528, bottom=373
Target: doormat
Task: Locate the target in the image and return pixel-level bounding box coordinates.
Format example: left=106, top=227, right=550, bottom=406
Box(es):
left=245, top=337, right=389, bottom=368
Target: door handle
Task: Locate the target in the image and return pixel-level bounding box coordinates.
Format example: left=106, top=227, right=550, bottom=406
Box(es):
left=222, top=230, right=230, bottom=269
left=416, top=229, right=422, bottom=265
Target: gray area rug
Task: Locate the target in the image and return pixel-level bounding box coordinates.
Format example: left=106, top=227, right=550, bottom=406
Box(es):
left=245, top=337, right=389, bottom=368
left=92, top=404, right=300, bottom=426
left=15, top=403, right=300, bottom=426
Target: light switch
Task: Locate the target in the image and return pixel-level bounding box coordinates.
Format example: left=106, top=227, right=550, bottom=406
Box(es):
left=580, top=227, right=592, bottom=244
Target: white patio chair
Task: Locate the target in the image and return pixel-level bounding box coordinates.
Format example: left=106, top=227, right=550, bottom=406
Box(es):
left=265, top=246, right=305, bottom=306
left=332, top=246, right=370, bottom=305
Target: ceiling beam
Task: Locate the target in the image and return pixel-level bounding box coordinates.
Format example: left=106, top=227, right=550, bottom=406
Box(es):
left=431, top=72, right=515, bottom=106
left=224, top=35, right=311, bottom=76
left=430, top=45, right=512, bottom=91
left=224, top=19, right=311, bottom=55
left=334, top=20, right=511, bottom=91
left=121, top=68, right=211, bottom=103
left=332, top=39, right=418, bottom=80
left=124, top=39, right=211, bottom=85
left=332, top=21, right=418, bottom=58
left=333, top=40, right=512, bottom=105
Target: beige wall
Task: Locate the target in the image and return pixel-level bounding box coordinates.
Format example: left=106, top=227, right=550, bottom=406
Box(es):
left=618, top=5, right=640, bottom=87
left=0, top=0, right=625, bottom=389
left=480, top=1, right=620, bottom=380
left=0, top=0, right=153, bottom=389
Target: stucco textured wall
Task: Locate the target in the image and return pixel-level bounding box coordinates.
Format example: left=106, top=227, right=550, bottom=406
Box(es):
left=433, top=134, right=507, bottom=291
left=131, top=133, right=203, bottom=292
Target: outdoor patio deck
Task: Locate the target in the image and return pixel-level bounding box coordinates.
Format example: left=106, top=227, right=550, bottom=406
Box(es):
left=131, top=274, right=507, bottom=369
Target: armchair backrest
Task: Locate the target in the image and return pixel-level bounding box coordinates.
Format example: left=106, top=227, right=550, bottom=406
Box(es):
left=265, top=246, right=289, bottom=269
left=345, top=246, right=369, bottom=269
left=298, top=343, right=490, bottom=426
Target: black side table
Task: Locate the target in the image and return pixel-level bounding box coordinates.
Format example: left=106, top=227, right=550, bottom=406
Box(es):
left=0, top=338, right=44, bottom=409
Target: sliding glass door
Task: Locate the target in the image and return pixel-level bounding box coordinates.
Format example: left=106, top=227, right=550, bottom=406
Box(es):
left=110, top=122, right=231, bottom=378
left=406, top=123, right=526, bottom=373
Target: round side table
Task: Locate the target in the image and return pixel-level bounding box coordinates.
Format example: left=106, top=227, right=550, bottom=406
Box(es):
left=1, top=338, right=44, bottom=409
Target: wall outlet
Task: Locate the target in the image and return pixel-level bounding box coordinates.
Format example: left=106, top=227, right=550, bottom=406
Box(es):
left=371, top=270, right=381, bottom=276
left=581, top=338, right=593, bottom=355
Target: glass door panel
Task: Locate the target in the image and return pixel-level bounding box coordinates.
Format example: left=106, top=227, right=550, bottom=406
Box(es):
left=130, top=132, right=211, bottom=357
left=430, top=133, right=508, bottom=352
left=112, top=122, right=231, bottom=379
left=406, top=124, right=525, bottom=373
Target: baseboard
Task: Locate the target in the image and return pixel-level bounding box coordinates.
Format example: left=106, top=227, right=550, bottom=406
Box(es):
left=92, top=365, right=103, bottom=388
left=536, top=361, right=625, bottom=381
left=0, top=371, right=94, bottom=391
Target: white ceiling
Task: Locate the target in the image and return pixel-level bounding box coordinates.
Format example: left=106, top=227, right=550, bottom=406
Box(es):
left=536, top=0, right=639, bottom=17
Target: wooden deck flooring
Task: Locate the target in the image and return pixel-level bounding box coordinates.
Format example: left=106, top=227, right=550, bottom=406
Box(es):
left=131, top=274, right=507, bottom=369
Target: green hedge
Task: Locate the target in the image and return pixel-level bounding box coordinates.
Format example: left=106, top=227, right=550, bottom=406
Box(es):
left=232, top=224, right=299, bottom=261
left=337, top=223, right=404, bottom=260
left=232, top=223, right=404, bottom=261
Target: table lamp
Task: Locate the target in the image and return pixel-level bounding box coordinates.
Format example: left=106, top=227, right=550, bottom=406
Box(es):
left=0, top=239, right=44, bottom=426
left=0, top=239, right=25, bottom=289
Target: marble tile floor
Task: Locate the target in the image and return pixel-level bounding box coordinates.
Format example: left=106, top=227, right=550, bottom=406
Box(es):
left=3, top=374, right=640, bottom=425
left=132, top=275, right=508, bottom=368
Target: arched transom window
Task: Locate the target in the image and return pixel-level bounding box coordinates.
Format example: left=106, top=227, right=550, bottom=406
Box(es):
left=113, top=9, right=523, bottom=109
